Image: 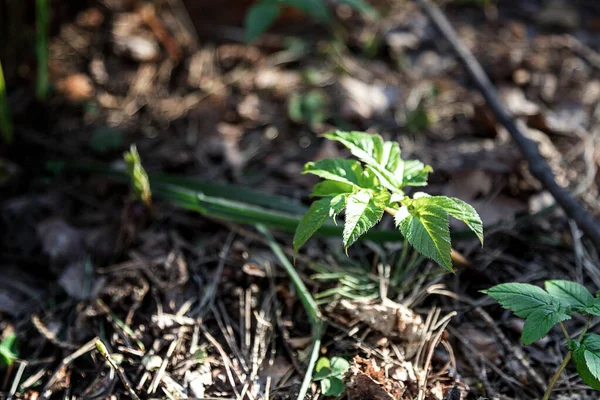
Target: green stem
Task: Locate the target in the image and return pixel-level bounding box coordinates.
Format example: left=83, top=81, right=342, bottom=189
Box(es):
left=542, top=316, right=593, bottom=400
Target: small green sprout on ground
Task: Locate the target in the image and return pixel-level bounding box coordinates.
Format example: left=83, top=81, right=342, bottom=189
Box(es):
left=244, top=0, right=378, bottom=43
left=293, top=130, right=483, bottom=272
left=313, top=356, right=350, bottom=397
left=124, top=145, right=152, bottom=208
left=484, top=280, right=600, bottom=399
left=0, top=333, right=18, bottom=367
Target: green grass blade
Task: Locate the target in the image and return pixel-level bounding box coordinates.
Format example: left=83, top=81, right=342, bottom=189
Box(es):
left=257, top=224, right=325, bottom=400
left=36, top=0, right=49, bottom=100
left=0, top=62, right=12, bottom=144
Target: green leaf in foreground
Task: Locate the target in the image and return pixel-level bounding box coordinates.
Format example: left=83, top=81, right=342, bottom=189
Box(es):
left=0, top=333, right=18, bottom=367
left=303, top=158, right=363, bottom=187
left=482, top=283, right=555, bottom=318
left=293, top=197, right=332, bottom=257
left=313, top=356, right=349, bottom=397
left=244, top=1, right=281, bottom=43
left=343, top=190, right=387, bottom=250
left=409, top=196, right=483, bottom=244
left=395, top=204, right=452, bottom=271
left=545, top=280, right=594, bottom=311
left=521, top=304, right=570, bottom=345
left=571, top=334, right=600, bottom=390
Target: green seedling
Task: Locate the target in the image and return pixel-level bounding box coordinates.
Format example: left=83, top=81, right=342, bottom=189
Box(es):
left=484, top=280, right=600, bottom=399
left=293, top=130, right=483, bottom=272
left=0, top=61, right=12, bottom=144
left=36, top=0, right=49, bottom=100
left=124, top=145, right=152, bottom=208
left=313, top=356, right=350, bottom=397
left=244, top=0, right=378, bottom=43
left=0, top=333, right=18, bottom=367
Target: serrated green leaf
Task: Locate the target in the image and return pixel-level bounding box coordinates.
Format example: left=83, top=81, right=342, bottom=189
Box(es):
left=482, top=283, right=555, bottom=318
left=293, top=197, right=332, bottom=256
left=321, top=377, right=346, bottom=397
left=572, top=334, right=600, bottom=390
left=330, top=357, right=350, bottom=375
left=244, top=1, right=281, bottom=43
left=407, top=196, right=483, bottom=244
left=343, top=190, right=387, bottom=250
left=402, top=160, right=432, bottom=187
left=521, top=305, right=571, bottom=345
left=311, top=180, right=354, bottom=197
left=323, top=131, right=402, bottom=192
left=582, top=298, right=600, bottom=317
left=582, top=334, right=600, bottom=381
left=282, top=0, right=330, bottom=21
left=395, top=203, right=452, bottom=271
left=545, top=280, right=595, bottom=311
left=329, top=194, right=347, bottom=222
left=303, top=158, right=363, bottom=187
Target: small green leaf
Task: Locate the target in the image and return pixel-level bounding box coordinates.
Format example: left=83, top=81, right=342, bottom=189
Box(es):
left=314, top=356, right=332, bottom=380
left=124, top=145, right=152, bottom=208
left=244, top=1, right=281, bottom=43
left=311, top=180, right=354, bottom=197
left=521, top=305, right=570, bottom=345
left=545, top=280, right=595, bottom=311
left=395, top=203, right=452, bottom=271
left=330, top=356, right=350, bottom=375
left=482, top=283, right=555, bottom=318
left=329, top=194, right=347, bottom=222
left=402, top=160, right=432, bottom=187
left=572, top=334, right=600, bottom=390
left=343, top=190, right=387, bottom=250
left=0, top=333, right=18, bottom=367
left=407, top=196, right=483, bottom=244
left=582, top=298, right=600, bottom=317
left=293, top=197, right=332, bottom=256
left=321, top=377, right=346, bottom=397
left=303, top=158, right=363, bottom=187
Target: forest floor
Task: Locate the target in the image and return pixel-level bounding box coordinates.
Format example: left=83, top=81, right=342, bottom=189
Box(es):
left=1, top=0, right=600, bottom=399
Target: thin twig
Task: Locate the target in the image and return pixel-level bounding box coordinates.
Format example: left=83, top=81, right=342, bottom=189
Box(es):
left=96, top=339, right=141, bottom=400
left=415, top=0, right=600, bottom=250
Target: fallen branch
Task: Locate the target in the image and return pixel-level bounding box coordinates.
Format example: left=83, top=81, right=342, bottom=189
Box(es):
left=415, top=0, right=600, bottom=250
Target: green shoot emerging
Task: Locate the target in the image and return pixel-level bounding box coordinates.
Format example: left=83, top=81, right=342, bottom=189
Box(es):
left=0, top=61, right=12, bottom=144
left=0, top=333, right=18, bottom=367
left=484, top=280, right=600, bottom=398
left=313, top=356, right=350, bottom=397
left=124, top=145, right=152, bottom=208
left=293, top=130, right=483, bottom=272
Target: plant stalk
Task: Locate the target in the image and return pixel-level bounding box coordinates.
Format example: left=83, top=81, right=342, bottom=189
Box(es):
left=542, top=316, right=594, bottom=400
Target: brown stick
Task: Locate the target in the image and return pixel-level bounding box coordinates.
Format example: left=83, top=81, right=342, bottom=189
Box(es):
left=415, top=0, right=600, bottom=250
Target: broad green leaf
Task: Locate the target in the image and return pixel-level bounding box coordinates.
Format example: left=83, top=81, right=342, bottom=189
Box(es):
left=303, top=158, right=362, bottom=187
left=330, top=357, right=350, bottom=375
left=0, top=333, right=18, bottom=366
left=311, top=180, right=354, bottom=197
left=407, top=196, right=483, bottom=244
left=572, top=335, right=600, bottom=390
left=324, top=131, right=402, bottom=191
left=395, top=203, right=452, bottom=271
left=329, top=194, right=347, bottom=222
left=343, top=190, right=387, bottom=250
left=402, top=160, right=433, bottom=187
left=293, top=197, right=331, bottom=256
left=521, top=305, right=570, bottom=345
left=482, top=283, right=555, bottom=318
left=582, top=334, right=600, bottom=382
left=321, top=377, right=346, bottom=397
left=337, top=0, right=379, bottom=19
left=544, top=280, right=594, bottom=312
left=244, top=1, right=281, bottom=43
left=282, top=0, right=330, bottom=21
